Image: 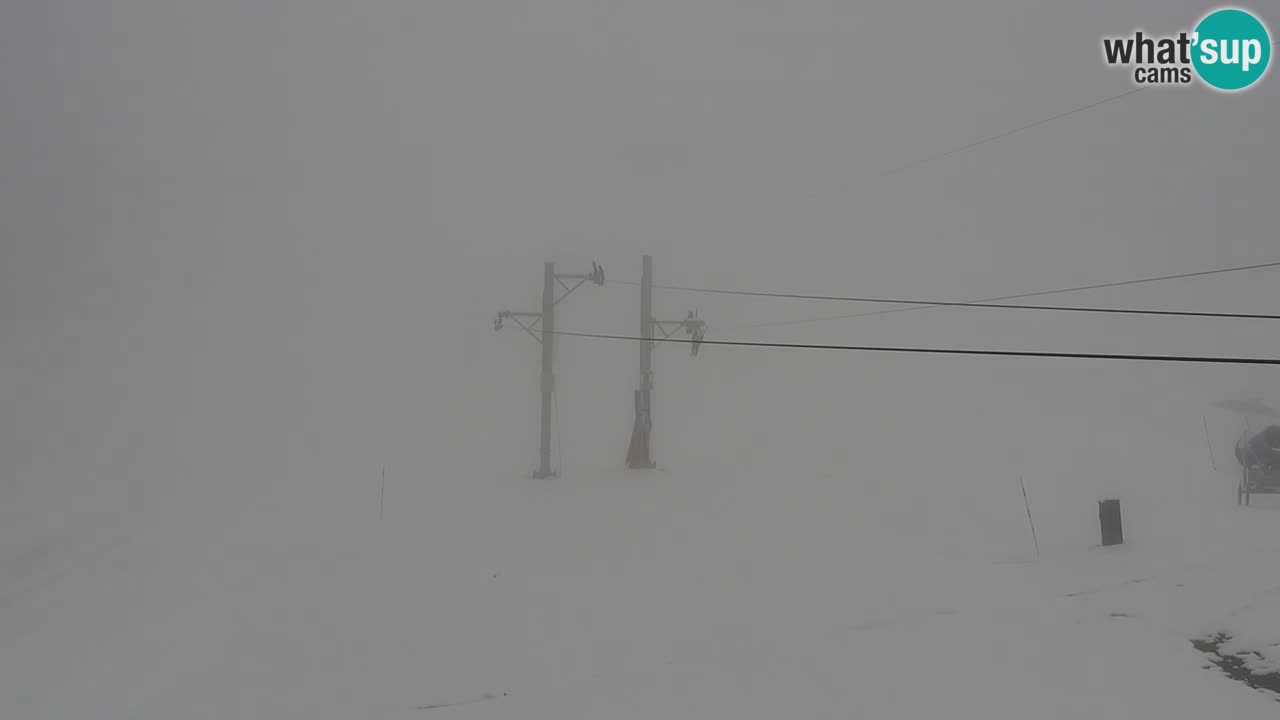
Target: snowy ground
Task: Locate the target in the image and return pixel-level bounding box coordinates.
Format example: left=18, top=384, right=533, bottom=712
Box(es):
left=5, top=342, right=1280, bottom=718
left=4, top=428, right=1280, bottom=718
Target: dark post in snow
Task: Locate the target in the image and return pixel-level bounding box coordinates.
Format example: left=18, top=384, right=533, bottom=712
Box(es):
left=627, top=254, right=706, bottom=470
left=494, top=260, right=605, bottom=479
left=1099, top=498, right=1123, bottom=546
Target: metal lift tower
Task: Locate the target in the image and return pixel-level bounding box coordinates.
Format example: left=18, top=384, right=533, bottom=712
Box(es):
left=627, top=255, right=706, bottom=470
left=495, top=260, right=604, bottom=478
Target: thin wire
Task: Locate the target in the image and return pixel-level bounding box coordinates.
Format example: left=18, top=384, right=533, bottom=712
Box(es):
left=703, top=259, right=1280, bottom=331
left=605, top=42, right=1280, bottom=333
left=554, top=330, right=1280, bottom=367
left=883, top=88, right=1147, bottom=178
left=626, top=282, right=1280, bottom=322
left=877, top=36, right=1277, bottom=178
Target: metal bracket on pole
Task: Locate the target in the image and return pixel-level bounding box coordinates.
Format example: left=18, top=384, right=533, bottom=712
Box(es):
left=495, top=311, right=543, bottom=343
left=653, top=309, right=707, bottom=356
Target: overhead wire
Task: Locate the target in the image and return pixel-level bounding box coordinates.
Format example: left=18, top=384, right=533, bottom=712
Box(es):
left=880, top=88, right=1146, bottom=178
left=876, top=37, right=1278, bottom=178
left=609, top=261, right=1280, bottom=324
left=684, top=259, right=1280, bottom=331
left=553, top=330, right=1280, bottom=367
left=605, top=41, right=1280, bottom=333
left=700, top=37, right=1280, bottom=331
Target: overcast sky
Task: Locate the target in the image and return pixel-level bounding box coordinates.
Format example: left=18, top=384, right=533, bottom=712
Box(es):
left=2, top=1, right=1278, bottom=515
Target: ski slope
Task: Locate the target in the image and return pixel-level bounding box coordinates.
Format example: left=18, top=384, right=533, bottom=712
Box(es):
left=4, top=342, right=1280, bottom=719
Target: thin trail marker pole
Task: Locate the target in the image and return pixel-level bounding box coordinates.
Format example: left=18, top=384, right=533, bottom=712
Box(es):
left=380, top=466, right=385, bottom=521
left=1203, top=415, right=1217, bottom=471
left=1020, top=476, right=1040, bottom=558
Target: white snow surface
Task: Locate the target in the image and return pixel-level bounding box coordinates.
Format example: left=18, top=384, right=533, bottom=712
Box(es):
left=4, top=352, right=1280, bottom=719
left=1214, top=591, right=1280, bottom=678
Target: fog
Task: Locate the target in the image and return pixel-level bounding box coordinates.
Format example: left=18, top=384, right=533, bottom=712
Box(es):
left=3, top=1, right=1280, bottom=717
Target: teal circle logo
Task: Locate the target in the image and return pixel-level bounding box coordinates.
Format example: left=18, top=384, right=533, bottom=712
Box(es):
left=1192, top=8, right=1271, bottom=91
